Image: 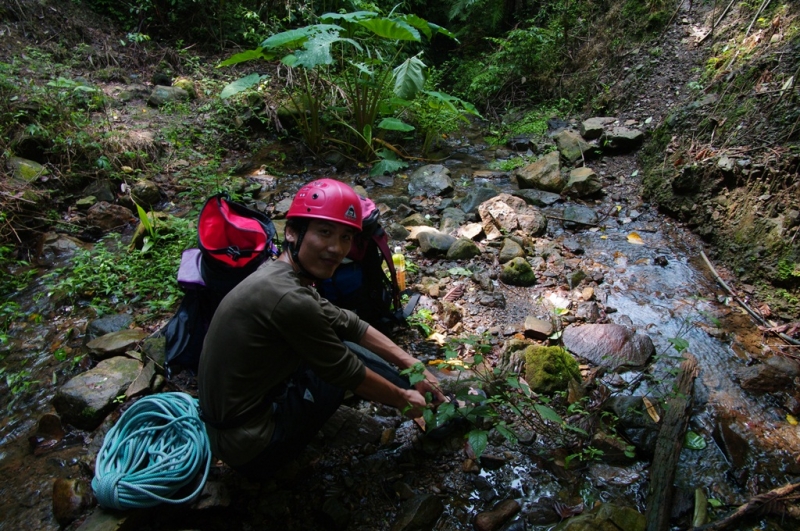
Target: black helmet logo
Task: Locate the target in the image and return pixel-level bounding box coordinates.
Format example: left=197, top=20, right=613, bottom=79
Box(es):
left=344, top=205, right=357, bottom=220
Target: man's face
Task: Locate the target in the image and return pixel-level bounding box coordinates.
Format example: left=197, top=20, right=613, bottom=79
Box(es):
left=294, top=219, right=356, bottom=279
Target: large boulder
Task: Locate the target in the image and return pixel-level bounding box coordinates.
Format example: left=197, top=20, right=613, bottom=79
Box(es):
left=554, top=130, right=593, bottom=164
left=53, top=356, right=142, bottom=430
left=478, top=194, right=547, bottom=241
left=564, top=167, right=602, bottom=197
left=514, top=151, right=565, bottom=193
left=562, top=324, right=654, bottom=370
left=600, top=127, right=644, bottom=153
left=86, top=202, right=136, bottom=231
left=147, top=85, right=189, bottom=107
left=460, top=186, right=500, bottom=214
left=408, top=164, right=454, bottom=197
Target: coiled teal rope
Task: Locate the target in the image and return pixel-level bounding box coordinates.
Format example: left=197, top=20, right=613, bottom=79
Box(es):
left=92, top=392, right=211, bottom=510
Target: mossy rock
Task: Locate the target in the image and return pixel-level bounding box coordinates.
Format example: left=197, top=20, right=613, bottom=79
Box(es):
left=523, top=345, right=580, bottom=394
left=499, top=257, right=536, bottom=286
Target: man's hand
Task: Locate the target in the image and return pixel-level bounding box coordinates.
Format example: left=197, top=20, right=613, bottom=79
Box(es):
left=401, top=388, right=428, bottom=419
left=414, top=368, right=446, bottom=407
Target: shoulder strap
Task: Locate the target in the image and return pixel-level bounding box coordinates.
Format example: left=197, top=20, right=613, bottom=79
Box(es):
left=372, top=228, right=401, bottom=310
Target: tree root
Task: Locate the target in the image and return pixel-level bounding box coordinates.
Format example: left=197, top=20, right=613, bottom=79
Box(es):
left=692, top=480, right=800, bottom=530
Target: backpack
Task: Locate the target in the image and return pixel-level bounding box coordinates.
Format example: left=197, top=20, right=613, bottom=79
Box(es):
left=164, top=194, right=278, bottom=375
left=317, top=197, right=404, bottom=332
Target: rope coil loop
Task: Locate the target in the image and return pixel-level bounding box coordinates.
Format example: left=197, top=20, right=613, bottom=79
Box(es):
left=92, top=392, right=211, bottom=510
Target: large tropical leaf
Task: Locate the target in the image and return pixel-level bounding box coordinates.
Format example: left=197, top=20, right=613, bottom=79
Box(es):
left=220, top=73, right=266, bottom=99
left=377, top=117, right=415, bottom=132
left=358, top=18, right=420, bottom=41
left=395, top=14, right=432, bottom=40
left=261, top=24, right=342, bottom=49
left=217, top=48, right=273, bottom=67
left=467, top=430, right=489, bottom=458
left=370, top=150, right=408, bottom=176
left=428, top=22, right=458, bottom=41
left=320, top=11, right=377, bottom=23
left=423, top=90, right=482, bottom=117
left=393, top=55, right=426, bottom=99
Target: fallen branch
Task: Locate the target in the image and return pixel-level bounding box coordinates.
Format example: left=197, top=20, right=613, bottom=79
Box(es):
left=645, top=354, right=700, bottom=531
left=691, top=480, right=800, bottom=530
left=699, top=0, right=737, bottom=44
left=700, top=251, right=800, bottom=346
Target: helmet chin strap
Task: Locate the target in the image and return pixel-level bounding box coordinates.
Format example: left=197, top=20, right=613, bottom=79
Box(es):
left=287, top=225, right=322, bottom=282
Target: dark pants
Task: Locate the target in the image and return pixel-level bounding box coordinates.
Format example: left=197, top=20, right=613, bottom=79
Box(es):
left=232, top=343, right=410, bottom=479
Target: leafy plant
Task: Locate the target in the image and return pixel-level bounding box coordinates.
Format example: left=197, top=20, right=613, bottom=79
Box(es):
left=407, top=307, right=435, bottom=336
left=219, top=9, right=477, bottom=172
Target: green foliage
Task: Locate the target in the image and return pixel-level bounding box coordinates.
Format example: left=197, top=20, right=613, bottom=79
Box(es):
left=220, top=9, right=470, bottom=171
left=407, top=308, right=435, bottom=336
left=0, top=245, right=36, bottom=344
left=46, top=220, right=194, bottom=320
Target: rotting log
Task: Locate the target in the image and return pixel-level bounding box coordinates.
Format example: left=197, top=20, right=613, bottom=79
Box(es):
left=691, top=480, right=800, bottom=531
left=645, top=353, right=699, bottom=531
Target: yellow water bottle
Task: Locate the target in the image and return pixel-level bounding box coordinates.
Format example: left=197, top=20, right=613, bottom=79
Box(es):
left=392, top=245, right=406, bottom=292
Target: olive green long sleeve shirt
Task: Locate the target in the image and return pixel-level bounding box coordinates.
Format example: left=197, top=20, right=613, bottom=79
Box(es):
left=198, top=259, right=368, bottom=466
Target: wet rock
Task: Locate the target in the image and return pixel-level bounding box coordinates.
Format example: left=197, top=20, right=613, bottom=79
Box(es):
left=564, top=167, right=602, bottom=197
left=53, top=477, right=95, bottom=526
left=393, top=481, right=415, bottom=500
left=500, top=257, right=536, bottom=287
left=86, top=202, right=136, bottom=231
left=130, top=179, right=161, bottom=209
left=86, top=315, right=135, bottom=343
left=554, top=130, right=593, bottom=164
left=461, top=186, right=500, bottom=214
left=86, top=328, right=148, bottom=359
left=736, top=355, right=800, bottom=393
left=387, top=222, right=411, bottom=241
left=147, top=85, right=189, bottom=107
left=418, top=231, right=457, bottom=256
left=408, top=164, right=454, bottom=198
left=446, top=238, right=481, bottom=260
left=8, top=156, right=49, bottom=183
left=38, top=232, right=84, bottom=266
left=562, top=324, right=654, bottom=370
left=604, top=396, right=660, bottom=456
left=141, top=336, right=166, bottom=368
left=512, top=189, right=562, bottom=207
left=440, top=207, right=467, bottom=234
left=125, top=361, right=156, bottom=399
left=523, top=345, right=580, bottom=393
left=599, top=127, right=644, bottom=153
left=391, top=493, right=444, bottom=531
left=73, top=507, right=132, bottom=530
left=479, top=293, right=506, bottom=308
left=588, top=463, right=641, bottom=486
left=53, top=356, right=142, bottom=430
left=523, top=317, right=553, bottom=340
left=575, top=302, right=601, bottom=323
left=321, top=405, right=383, bottom=447
left=514, top=151, right=565, bottom=193
left=82, top=180, right=116, bottom=203
left=29, top=413, right=66, bottom=455
left=561, top=238, right=584, bottom=254
left=554, top=503, right=645, bottom=531
left=524, top=496, right=561, bottom=525
left=499, top=238, right=525, bottom=263
left=562, top=205, right=598, bottom=228
left=714, top=418, right=750, bottom=470
left=566, top=270, right=586, bottom=289
left=579, top=117, right=616, bottom=140
left=474, top=499, right=521, bottom=531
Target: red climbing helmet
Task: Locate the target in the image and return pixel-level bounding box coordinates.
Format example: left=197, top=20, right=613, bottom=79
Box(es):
left=286, top=179, right=363, bottom=231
